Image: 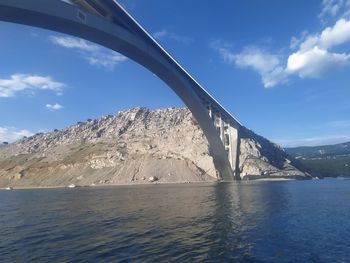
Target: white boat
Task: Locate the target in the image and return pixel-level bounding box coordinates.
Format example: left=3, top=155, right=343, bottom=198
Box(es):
left=5, top=187, right=13, bottom=190
left=68, top=184, right=76, bottom=188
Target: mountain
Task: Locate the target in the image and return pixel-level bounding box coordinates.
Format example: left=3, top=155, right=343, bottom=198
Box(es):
left=0, top=107, right=310, bottom=188
left=286, top=142, right=350, bottom=177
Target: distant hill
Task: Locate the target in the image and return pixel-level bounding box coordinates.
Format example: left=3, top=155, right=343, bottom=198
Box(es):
left=286, top=142, right=350, bottom=177
left=286, top=141, right=350, bottom=158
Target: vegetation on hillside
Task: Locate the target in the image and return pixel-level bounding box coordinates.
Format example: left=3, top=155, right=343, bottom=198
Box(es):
left=286, top=141, right=350, bottom=177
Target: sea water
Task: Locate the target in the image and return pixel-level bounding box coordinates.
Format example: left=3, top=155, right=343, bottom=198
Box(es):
left=0, top=178, right=349, bottom=262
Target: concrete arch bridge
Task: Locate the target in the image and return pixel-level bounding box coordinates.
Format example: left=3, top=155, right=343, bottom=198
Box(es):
left=0, top=0, right=243, bottom=180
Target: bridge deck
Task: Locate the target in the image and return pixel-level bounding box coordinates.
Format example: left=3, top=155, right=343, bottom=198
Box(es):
left=70, top=0, right=242, bottom=129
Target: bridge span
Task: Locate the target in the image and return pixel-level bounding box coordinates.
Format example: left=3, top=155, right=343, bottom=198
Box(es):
left=0, top=0, right=243, bottom=180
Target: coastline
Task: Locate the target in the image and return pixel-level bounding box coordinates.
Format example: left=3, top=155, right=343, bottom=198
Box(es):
left=0, top=180, right=217, bottom=190
left=252, top=178, right=296, bottom=182
left=0, top=177, right=303, bottom=190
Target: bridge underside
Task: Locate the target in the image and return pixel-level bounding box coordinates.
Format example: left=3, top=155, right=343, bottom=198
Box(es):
left=0, top=0, right=242, bottom=180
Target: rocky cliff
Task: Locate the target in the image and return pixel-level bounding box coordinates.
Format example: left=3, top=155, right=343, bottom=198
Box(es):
left=239, top=128, right=310, bottom=179
left=0, top=107, right=311, bottom=187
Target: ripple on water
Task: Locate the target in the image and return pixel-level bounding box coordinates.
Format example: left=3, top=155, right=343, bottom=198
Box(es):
left=0, top=180, right=350, bottom=262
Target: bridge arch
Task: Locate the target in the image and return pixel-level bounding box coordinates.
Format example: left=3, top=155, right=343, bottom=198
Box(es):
left=0, top=0, right=240, bottom=180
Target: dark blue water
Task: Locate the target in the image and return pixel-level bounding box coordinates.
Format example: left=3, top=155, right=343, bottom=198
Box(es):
left=1, top=178, right=350, bottom=262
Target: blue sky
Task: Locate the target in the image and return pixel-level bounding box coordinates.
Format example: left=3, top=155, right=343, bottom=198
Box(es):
left=1, top=0, right=350, bottom=147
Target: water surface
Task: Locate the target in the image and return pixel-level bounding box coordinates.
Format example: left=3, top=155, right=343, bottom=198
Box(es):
left=1, top=179, right=350, bottom=262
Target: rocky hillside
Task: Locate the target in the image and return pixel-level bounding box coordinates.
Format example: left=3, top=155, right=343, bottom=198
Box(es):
left=0, top=107, right=310, bottom=187
left=239, top=128, right=310, bottom=179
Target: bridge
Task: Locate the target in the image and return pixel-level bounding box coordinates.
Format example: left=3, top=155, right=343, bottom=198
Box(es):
left=0, top=0, right=243, bottom=180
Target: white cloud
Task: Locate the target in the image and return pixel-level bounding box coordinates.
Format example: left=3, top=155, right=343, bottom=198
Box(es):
left=0, top=74, right=65, bottom=97
left=50, top=35, right=98, bottom=52
left=86, top=52, right=127, bottom=68
left=287, top=46, right=350, bottom=78
left=290, top=31, right=309, bottom=49
left=319, top=0, right=350, bottom=22
left=153, top=29, right=193, bottom=45
left=262, top=66, right=288, bottom=88
left=213, top=44, right=288, bottom=88
left=233, top=47, right=280, bottom=73
left=213, top=17, right=350, bottom=87
left=287, top=18, right=350, bottom=78
left=0, top=127, right=33, bottom=143
left=319, top=18, right=350, bottom=48
left=231, top=47, right=288, bottom=88
left=46, top=103, right=63, bottom=111
left=50, top=35, right=127, bottom=69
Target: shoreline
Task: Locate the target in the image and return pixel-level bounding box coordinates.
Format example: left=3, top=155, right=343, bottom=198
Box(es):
left=0, top=180, right=219, bottom=190
left=252, top=178, right=296, bottom=182
left=0, top=177, right=309, bottom=190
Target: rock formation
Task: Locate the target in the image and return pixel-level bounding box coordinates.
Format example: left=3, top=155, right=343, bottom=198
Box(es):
left=0, top=107, right=311, bottom=187
left=239, top=128, right=310, bottom=179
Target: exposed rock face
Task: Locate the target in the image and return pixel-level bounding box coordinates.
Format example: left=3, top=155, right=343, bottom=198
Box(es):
left=239, top=128, right=310, bottom=179
left=0, top=107, right=310, bottom=187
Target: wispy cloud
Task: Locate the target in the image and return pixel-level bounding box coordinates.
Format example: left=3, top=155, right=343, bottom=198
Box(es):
left=274, top=134, right=350, bottom=147
left=46, top=103, right=63, bottom=111
left=0, top=74, right=65, bottom=97
left=0, top=127, right=33, bottom=143
left=86, top=52, right=127, bottom=68
left=289, top=31, right=309, bottom=49
left=153, top=29, right=168, bottom=39
left=319, top=0, right=350, bottom=23
left=50, top=35, right=98, bottom=52
left=212, top=43, right=288, bottom=88
left=50, top=35, right=127, bottom=69
left=212, top=15, right=350, bottom=87
left=153, top=29, right=193, bottom=45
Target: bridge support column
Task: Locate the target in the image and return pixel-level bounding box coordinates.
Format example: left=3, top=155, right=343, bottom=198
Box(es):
left=207, top=108, right=240, bottom=179
left=219, top=114, right=225, bottom=142
left=226, top=126, right=240, bottom=179
left=207, top=105, right=211, bottom=119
